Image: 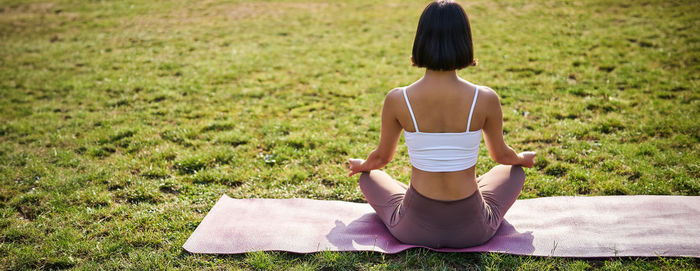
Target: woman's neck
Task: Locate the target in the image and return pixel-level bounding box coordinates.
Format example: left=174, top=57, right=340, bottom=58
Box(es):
left=421, top=69, right=459, bottom=84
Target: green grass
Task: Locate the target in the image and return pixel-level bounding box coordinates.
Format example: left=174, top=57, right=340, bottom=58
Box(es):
left=1, top=0, right=698, bottom=269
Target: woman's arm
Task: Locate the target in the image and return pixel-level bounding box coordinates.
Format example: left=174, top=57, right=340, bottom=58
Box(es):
left=481, top=88, right=536, bottom=167
left=348, top=89, right=404, bottom=176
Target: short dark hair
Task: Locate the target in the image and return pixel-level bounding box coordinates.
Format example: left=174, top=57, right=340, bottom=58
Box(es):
left=411, top=0, right=477, bottom=70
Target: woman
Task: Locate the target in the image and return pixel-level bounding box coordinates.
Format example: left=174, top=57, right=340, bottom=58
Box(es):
left=347, top=0, right=536, bottom=248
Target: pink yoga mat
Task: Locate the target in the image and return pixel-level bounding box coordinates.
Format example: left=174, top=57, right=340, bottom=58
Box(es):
left=183, top=195, right=700, bottom=257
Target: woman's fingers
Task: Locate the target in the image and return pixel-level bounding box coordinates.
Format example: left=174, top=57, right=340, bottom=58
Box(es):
left=525, top=152, right=536, bottom=168
left=347, top=158, right=365, bottom=177
left=518, top=151, right=537, bottom=168
left=347, top=159, right=364, bottom=170
left=348, top=158, right=364, bottom=166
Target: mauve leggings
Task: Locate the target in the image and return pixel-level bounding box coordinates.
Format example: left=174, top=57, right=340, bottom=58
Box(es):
left=358, top=165, right=525, bottom=248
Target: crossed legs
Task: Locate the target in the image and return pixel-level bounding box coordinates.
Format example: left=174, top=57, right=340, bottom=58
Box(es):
left=358, top=165, right=525, bottom=231
left=358, top=170, right=408, bottom=227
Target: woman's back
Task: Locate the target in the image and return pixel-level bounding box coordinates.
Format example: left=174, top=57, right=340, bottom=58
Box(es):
left=397, top=79, right=483, bottom=134
left=389, top=75, right=495, bottom=200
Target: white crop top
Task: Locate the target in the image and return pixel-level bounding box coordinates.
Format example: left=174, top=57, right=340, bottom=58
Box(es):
left=402, top=86, right=482, bottom=172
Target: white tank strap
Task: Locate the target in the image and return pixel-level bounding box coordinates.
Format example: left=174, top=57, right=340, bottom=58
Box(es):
left=402, top=87, right=419, bottom=132
left=466, top=87, right=479, bottom=132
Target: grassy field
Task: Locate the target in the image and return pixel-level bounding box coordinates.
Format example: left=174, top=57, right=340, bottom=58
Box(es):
left=1, top=0, right=698, bottom=269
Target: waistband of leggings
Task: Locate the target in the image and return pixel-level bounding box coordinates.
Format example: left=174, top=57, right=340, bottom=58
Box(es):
left=407, top=185, right=481, bottom=204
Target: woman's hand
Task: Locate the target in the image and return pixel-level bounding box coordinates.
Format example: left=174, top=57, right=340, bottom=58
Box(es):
left=347, top=158, right=366, bottom=177
left=517, top=151, right=537, bottom=168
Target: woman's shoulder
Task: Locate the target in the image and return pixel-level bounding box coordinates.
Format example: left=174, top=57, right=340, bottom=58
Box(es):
left=475, top=85, right=499, bottom=100
left=457, top=79, right=496, bottom=98
left=468, top=84, right=501, bottom=111
left=386, top=87, right=405, bottom=96
left=384, top=87, right=406, bottom=101
left=457, top=80, right=497, bottom=102
left=381, top=87, right=407, bottom=109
